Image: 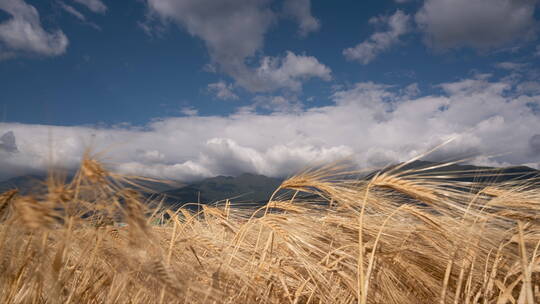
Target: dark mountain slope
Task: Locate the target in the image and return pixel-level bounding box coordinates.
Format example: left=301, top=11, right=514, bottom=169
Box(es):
left=1, top=161, right=537, bottom=207
left=386, top=160, right=539, bottom=184
left=163, top=173, right=282, bottom=205
left=0, top=174, right=47, bottom=194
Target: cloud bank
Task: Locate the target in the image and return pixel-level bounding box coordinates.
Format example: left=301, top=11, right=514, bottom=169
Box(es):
left=1, top=75, right=539, bottom=181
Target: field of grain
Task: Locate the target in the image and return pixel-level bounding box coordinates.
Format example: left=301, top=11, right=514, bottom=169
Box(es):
left=0, top=155, right=539, bottom=304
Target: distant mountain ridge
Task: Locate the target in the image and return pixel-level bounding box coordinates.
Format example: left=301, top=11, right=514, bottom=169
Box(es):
left=0, top=174, right=184, bottom=195
left=0, top=172, right=283, bottom=206
left=1, top=161, right=538, bottom=206
left=0, top=174, right=45, bottom=194
left=162, top=173, right=282, bottom=205
left=387, top=160, right=539, bottom=183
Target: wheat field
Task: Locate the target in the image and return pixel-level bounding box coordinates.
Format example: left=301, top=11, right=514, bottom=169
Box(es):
left=0, top=155, right=539, bottom=304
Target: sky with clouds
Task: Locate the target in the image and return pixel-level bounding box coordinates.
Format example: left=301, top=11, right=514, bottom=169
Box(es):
left=0, top=0, right=539, bottom=181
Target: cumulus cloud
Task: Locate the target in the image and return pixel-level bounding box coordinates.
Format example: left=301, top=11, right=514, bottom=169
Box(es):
left=1, top=75, right=539, bottom=182
left=0, top=0, right=69, bottom=59
left=283, top=0, right=320, bottom=37
left=145, top=0, right=329, bottom=93
left=344, top=10, right=410, bottom=64
left=253, top=51, right=332, bottom=92
left=494, top=62, right=529, bottom=71
left=72, top=0, right=107, bottom=14
left=402, top=83, right=420, bottom=98
left=207, top=81, right=239, bottom=100
left=145, top=0, right=273, bottom=89
left=249, top=95, right=303, bottom=113
left=415, top=0, right=538, bottom=50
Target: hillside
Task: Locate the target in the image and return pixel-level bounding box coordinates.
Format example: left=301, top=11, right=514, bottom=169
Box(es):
left=162, top=173, right=282, bottom=205
left=386, top=160, right=539, bottom=183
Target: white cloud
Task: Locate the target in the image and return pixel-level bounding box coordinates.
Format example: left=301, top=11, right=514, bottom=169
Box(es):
left=402, top=83, right=420, bottom=98
left=72, top=0, right=107, bottom=14
left=59, top=1, right=86, bottom=21
left=145, top=0, right=274, bottom=89
left=250, top=95, right=303, bottom=113
left=415, top=0, right=538, bottom=50
left=1, top=76, right=539, bottom=181
left=344, top=10, right=410, bottom=64
left=145, top=0, right=329, bottom=93
left=253, top=51, right=332, bottom=92
left=207, top=81, right=239, bottom=100
left=136, top=149, right=165, bottom=162
left=494, top=62, right=529, bottom=71
left=58, top=1, right=101, bottom=30
left=180, top=107, right=199, bottom=116
left=0, top=0, right=68, bottom=59
left=516, top=81, right=540, bottom=95
left=283, top=0, right=320, bottom=37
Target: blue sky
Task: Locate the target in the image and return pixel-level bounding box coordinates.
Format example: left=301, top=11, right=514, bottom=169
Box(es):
left=0, top=0, right=539, bottom=181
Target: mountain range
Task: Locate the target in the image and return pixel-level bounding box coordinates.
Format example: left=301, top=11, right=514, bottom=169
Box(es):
left=0, top=172, right=283, bottom=206
left=0, top=161, right=538, bottom=206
